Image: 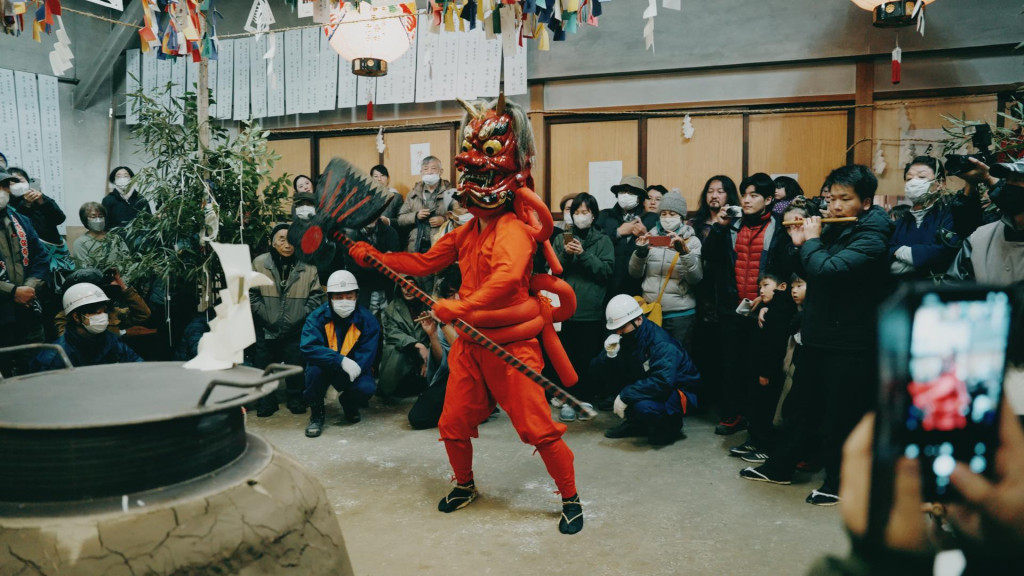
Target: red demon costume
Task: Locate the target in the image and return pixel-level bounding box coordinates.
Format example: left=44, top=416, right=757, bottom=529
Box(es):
left=350, top=97, right=583, bottom=535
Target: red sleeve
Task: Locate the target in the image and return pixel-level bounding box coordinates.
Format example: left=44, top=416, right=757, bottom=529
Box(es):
left=378, top=227, right=460, bottom=277
left=447, top=216, right=533, bottom=317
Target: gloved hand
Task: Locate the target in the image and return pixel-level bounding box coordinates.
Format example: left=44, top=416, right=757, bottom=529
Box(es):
left=340, top=356, right=362, bottom=381
left=613, top=395, right=627, bottom=419
left=894, top=245, right=914, bottom=266
left=604, top=334, right=622, bottom=358
left=348, top=241, right=382, bottom=268
left=432, top=298, right=464, bottom=324
left=890, top=259, right=915, bottom=275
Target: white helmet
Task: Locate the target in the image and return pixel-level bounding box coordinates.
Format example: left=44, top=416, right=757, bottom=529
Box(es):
left=605, top=294, right=643, bottom=330
left=326, top=270, right=359, bottom=293
left=63, top=282, right=109, bottom=315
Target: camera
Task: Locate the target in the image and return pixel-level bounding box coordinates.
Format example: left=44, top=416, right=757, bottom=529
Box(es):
left=944, top=124, right=993, bottom=176
left=724, top=205, right=743, bottom=219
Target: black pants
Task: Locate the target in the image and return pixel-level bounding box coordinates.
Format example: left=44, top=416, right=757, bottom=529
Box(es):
left=761, top=346, right=876, bottom=493
left=251, top=335, right=307, bottom=404
left=408, top=381, right=446, bottom=430
left=0, top=318, right=45, bottom=377
left=718, top=313, right=757, bottom=419
left=691, top=319, right=723, bottom=410
left=559, top=320, right=606, bottom=402
left=746, top=370, right=784, bottom=449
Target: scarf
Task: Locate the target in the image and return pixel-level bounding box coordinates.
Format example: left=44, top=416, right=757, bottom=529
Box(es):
left=5, top=212, right=30, bottom=267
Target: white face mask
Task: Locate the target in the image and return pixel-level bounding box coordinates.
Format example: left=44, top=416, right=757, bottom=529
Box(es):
left=10, top=182, right=29, bottom=197
left=573, top=213, right=594, bottom=230
left=87, top=217, right=106, bottom=232
left=0, top=190, right=8, bottom=210
left=332, top=299, right=356, bottom=318
left=904, top=178, right=934, bottom=204
left=84, top=313, right=109, bottom=334
left=114, top=177, right=131, bottom=189
left=563, top=210, right=572, bottom=224
left=295, top=206, right=316, bottom=219
left=422, top=173, right=441, bottom=186
left=617, top=193, right=638, bottom=211
left=660, top=216, right=682, bottom=232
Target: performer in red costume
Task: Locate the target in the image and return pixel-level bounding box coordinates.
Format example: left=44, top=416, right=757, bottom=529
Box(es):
left=350, top=96, right=584, bottom=535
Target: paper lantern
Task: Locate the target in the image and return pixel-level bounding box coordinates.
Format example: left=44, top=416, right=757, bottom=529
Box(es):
left=328, top=1, right=417, bottom=77
left=850, top=0, right=937, bottom=27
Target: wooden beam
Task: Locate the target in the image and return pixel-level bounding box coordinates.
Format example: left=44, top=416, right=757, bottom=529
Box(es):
left=528, top=83, right=547, bottom=205
left=852, top=59, right=875, bottom=166
left=73, top=1, right=145, bottom=111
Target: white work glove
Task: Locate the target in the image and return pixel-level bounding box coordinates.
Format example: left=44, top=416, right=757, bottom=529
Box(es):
left=890, top=259, right=915, bottom=275
left=340, top=356, right=362, bottom=381
left=894, top=245, right=914, bottom=265
left=613, top=395, right=627, bottom=419
left=604, top=334, right=622, bottom=358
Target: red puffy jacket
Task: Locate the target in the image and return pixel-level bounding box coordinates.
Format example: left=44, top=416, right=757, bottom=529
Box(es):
left=733, top=214, right=772, bottom=302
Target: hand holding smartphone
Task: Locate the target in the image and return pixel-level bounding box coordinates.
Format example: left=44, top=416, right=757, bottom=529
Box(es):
left=648, top=235, right=671, bottom=248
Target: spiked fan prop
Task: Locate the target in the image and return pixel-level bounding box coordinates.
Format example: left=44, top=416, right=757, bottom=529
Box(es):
left=287, top=156, right=394, bottom=268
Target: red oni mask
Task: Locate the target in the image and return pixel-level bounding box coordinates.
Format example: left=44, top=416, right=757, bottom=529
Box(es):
left=454, top=109, right=529, bottom=212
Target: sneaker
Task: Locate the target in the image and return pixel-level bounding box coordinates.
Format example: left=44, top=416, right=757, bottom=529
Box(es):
left=741, top=451, right=770, bottom=464
left=438, top=481, right=477, bottom=513
left=576, top=403, right=596, bottom=421
left=559, top=404, right=577, bottom=422
left=715, top=416, right=748, bottom=436
left=305, top=403, right=326, bottom=438
left=806, top=489, right=840, bottom=506
left=604, top=419, right=647, bottom=439
left=739, top=466, right=791, bottom=485
left=649, top=428, right=685, bottom=446
left=550, top=397, right=565, bottom=409
left=558, top=494, right=584, bottom=535
left=729, top=441, right=758, bottom=457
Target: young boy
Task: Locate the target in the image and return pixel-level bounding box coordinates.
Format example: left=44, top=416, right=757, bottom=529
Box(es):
left=741, top=165, right=892, bottom=506
left=729, top=272, right=796, bottom=463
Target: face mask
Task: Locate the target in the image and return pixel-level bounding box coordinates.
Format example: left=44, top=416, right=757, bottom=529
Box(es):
left=295, top=206, right=315, bottom=219
left=0, top=190, right=8, bottom=210
left=904, top=178, right=934, bottom=204
left=617, top=194, right=638, bottom=211
left=10, top=182, right=29, bottom=197
left=660, top=216, right=681, bottom=232
left=573, top=213, right=594, bottom=230
left=563, top=210, right=572, bottom=224
left=87, top=217, right=106, bottom=232
left=84, top=313, right=109, bottom=334
left=990, top=183, right=1024, bottom=216
left=422, top=173, right=441, bottom=186
left=114, top=177, right=131, bottom=188
left=332, top=299, right=356, bottom=318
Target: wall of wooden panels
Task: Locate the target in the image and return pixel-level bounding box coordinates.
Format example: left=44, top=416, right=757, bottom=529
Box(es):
left=747, top=111, right=849, bottom=196
left=381, top=129, right=454, bottom=197
left=646, top=115, right=744, bottom=209
left=318, top=134, right=380, bottom=178
left=873, top=95, right=999, bottom=197
left=548, top=120, right=639, bottom=211
left=267, top=138, right=313, bottom=187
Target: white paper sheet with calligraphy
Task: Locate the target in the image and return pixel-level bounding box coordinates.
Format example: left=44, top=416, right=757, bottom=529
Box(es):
left=478, top=32, right=502, bottom=98
left=284, top=30, right=302, bottom=115
left=301, top=27, right=320, bottom=114
left=455, top=25, right=478, bottom=100
left=337, top=56, right=357, bottom=108
left=0, top=70, right=23, bottom=167
left=232, top=39, right=251, bottom=121
left=357, top=76, right=376, bottom=107
left=435, top=29, right=459, bottom=101
left=155, top=57, right=172, bottom=110
left=14, top=71, right=44, bottom=181
left=377, top=48, right=416, bottom=105
left=267, top=33, right=285, bottom=117
left=413, top=19, right=438, bottom=104
left=125, top=49, right=141, bottom=125
left=250, top=36, right=269, bottom=119
left=318, top=32, right=339, bottom=110
left=171, top=57, right=186, bottom=125
left=207, top=59, right=218, bottom=118
left=215, top=39, right=234, bottom=120
left=503, top=40, right=527, bottom=96
left=37, top=75, right=65, bottom=233
left=141, top=50, right=157, bottom=108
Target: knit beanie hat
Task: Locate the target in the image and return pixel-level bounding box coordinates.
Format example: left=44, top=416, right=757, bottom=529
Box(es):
left=658, top=190, right=688, bottom=217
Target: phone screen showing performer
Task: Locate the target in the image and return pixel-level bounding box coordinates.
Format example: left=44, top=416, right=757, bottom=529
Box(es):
left=896, top=289, right=1011, bottom=501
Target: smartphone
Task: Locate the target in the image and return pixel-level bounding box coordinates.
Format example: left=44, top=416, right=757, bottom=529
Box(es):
left=869, top=285, right=1012, bottom=544
left=562, top=232, right=575, bottom=247
left=648, top=235, right=671, bottom=248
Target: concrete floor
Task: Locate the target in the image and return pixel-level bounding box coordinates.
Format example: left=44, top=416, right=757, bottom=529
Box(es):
left=248, top=394, right=848, bottom=576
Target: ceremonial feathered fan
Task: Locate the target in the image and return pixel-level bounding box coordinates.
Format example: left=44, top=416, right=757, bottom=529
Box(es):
left=287, top=157, right=393, bottom=267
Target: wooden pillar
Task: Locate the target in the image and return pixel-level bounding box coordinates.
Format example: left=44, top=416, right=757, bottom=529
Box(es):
left=853, top=59, right=875, bottom=166
left=197, top=13, right=211, bottom=162
left=528, top=83, right=547, bottom=208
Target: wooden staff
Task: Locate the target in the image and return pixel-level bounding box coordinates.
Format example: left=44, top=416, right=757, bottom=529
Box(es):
left=338, top=235, right=597, bottom=419
left=782, top=217, right=858, bottom=226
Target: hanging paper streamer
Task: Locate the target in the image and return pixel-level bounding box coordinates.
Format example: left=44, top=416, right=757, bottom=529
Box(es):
left=681, top=114, right=694, bottom=140
left=912, top=0, right=926, bottom=36
left=891, top=44, right=902, bottom=85
left=873, top=140, right=887, bottom=175
left=643, top=0, right=656, bottom=53
left=376, top=127, right=385, bottom=154
left=48, top=16, right=73, bottom=76
left=243, top=0, right=274, bottom=40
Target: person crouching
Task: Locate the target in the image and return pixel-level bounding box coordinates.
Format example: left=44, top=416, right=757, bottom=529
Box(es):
left=300, top=270, right=380, bottom=438
left=591, top=295, right=701, bottom=445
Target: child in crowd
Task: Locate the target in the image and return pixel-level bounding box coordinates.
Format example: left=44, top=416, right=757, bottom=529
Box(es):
left=729, top=272, right=796, bottom=463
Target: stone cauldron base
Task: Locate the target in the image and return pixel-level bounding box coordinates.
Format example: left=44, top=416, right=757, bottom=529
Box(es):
left=0, top=434, right=353, bottom=575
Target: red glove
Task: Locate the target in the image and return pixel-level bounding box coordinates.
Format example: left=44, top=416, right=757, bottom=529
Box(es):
left=432, top=298, right=465, bottom=324
left=348, top=241, right=381, bottom=268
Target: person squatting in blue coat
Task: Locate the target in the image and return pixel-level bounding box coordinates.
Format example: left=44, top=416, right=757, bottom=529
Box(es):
left=590, top=294, right=701, bottom=445
left=300, top=270, right=381, bottom=438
